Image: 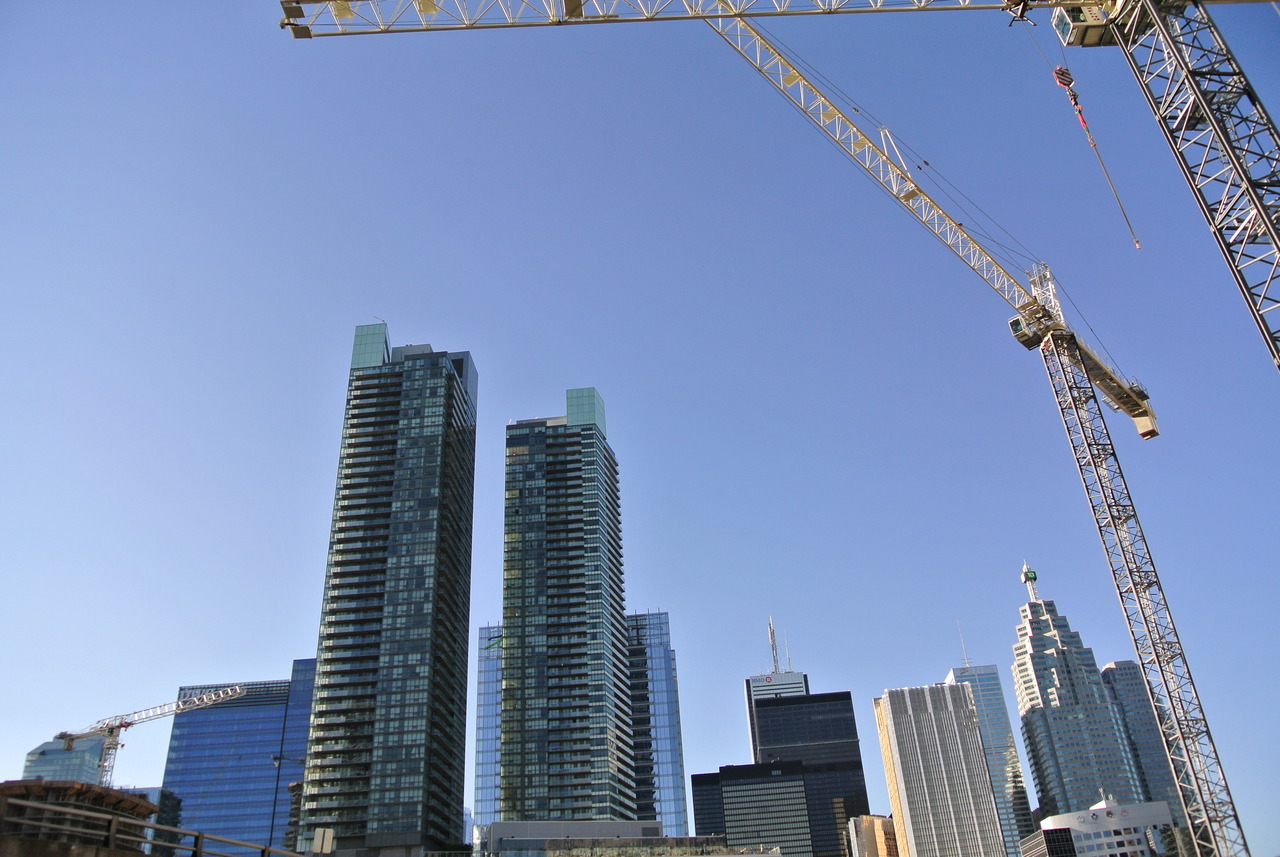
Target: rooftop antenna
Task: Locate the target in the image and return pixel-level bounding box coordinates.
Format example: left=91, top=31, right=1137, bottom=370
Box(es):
left=1022, top=561, right=1041, bottom=602
left=768, top=616, right=780, bottom=674
left=957, top=620, right=973, bottom=667
left=784, top=634, right=793, bottom=672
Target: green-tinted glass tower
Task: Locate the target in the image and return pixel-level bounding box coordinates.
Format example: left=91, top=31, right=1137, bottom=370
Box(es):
left=499, top=388, right=635, bottom=820
left=302, top=323, right=478, bottom=853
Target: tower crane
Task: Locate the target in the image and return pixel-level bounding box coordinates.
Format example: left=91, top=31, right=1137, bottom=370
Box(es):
left=279, top=0, right=1280, bottom=376
left=55, top=685, right=246, bottom=787
left=277, top=3, right=1256, bottom=856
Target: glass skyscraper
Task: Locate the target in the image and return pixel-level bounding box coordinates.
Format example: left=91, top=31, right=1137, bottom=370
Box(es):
left=302, top=324, right=478, bottom=852
left=943, top=664, right=1034, bottom=857
left=627, top=611, right=689, bottom=836
left=23, top=735, right=106, bottom=783
left=1012, top=567, right=1143, bottom=817
left=473, top=623, right=504, bottom=833
left=751, top=691, right=870, bottom=857
left=476, top=612, right=688, bottom=835
left=874, top=682, right=1007, bottom=857
left=161, top=659, right=315, bottom=853
left=1102, top=660, right=1187, bottom=835
left=499, top=388, right=635, bottom=821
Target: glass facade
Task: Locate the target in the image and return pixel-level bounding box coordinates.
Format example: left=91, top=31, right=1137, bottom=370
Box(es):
left=161, top=659, right=315, bottom=853
left=944, top=664, right=1035, bottom=857
left=1102, top=660, right=1188, bottom=845
left=875, top=683, right=1007, bottom=857
left=718, top=762, right=814, bottom=857
left=627, top=611, right=689, bottom=836
left=751, top=691, right=869, bottom=857
left=474, top=624, right=504, bottom=832
left=499, top=388, right=635, bottom=821
left=24, top=736, right=106, bottom=784
left=1012, top=577, right=1144, bottom=816
left=303, top=324, right=478, bottom=851
left=745, top=670, right=810, bottom=759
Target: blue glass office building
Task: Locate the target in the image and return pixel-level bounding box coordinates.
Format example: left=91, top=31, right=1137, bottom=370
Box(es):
left=161, top=658, right=315, bottom=852
left=303, top=325, right=478, bottom=852
left=944, top=664, right=1035, bottom=857
left=1102, top=660, right=1186, bottom=828
left=23, top=736, right=106, bottom=784
left=473, top=624, right=504, bottom=832
left=627, top=611, right=689, bottom=836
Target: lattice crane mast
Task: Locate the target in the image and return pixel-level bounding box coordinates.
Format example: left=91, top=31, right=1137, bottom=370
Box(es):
left=55, top=685, right=246, bottom=787
left=279, top=0, right=1280, bottom=377
left=277, top=4, right=1252, bottom=856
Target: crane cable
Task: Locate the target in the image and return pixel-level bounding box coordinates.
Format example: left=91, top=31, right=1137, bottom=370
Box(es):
left=752, top=21, right=1041, bottom=272
left=750, top=21, right=1135, bottom=378
left=1021, top=25, right=1142, bottom=249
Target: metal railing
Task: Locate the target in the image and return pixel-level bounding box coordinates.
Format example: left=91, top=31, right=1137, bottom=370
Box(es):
left=0, top=795, right=300, bottom=857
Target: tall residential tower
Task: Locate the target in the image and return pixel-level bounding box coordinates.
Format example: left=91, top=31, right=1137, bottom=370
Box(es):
left=302, top=324, right=478, bottom=852
left=499, top=388, right=635, bottom=821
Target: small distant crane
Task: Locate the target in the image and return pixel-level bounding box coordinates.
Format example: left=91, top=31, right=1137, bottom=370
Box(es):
left=55, top=685, right=246, bottom=787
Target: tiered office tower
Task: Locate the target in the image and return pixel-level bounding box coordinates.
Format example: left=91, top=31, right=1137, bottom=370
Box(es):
left=627, top=611, right=689, bottom=835
left=499, top=388, right=635, bottom=821
left=874, top=683, right=1006, bottom=857
left=942, top=665, right=1034, bottom=857
left=1012, top=566, right=1143, bottom=816
left=302, top=324, right=479, bottom=852
left=163, top=660, right=315, bottom=851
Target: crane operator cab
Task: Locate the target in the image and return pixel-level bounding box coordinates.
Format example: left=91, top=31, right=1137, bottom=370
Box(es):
left=1052, top=4, right=1118, bottom=47
left=1009, top=315, right=1045, bottom=349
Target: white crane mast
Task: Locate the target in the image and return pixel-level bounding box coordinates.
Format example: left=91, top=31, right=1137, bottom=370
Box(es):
left=55, top=685, right=246, bottom=787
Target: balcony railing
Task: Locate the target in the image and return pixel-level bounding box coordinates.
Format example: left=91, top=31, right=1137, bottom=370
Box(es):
left=0, top=795, right=299, bottom=857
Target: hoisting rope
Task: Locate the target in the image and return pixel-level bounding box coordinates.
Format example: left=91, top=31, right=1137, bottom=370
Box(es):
left=1053, top=65, right=1142, bottom=249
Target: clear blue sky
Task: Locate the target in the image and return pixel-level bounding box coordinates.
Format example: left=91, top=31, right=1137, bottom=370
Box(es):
left=2, top=3, right=1277, bottom=853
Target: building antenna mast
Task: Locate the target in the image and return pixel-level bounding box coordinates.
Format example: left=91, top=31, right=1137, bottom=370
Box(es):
left=957, top=620, right=973, bottom=668
left=768, top=616, right=780, bottom=673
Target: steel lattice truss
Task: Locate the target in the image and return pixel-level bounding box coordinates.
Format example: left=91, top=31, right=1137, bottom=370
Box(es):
left=282, top=0, right=1109, bottom=36
left=706, top=15, right=1042, bottom=312
left=1041, top=330, right=1248, bottom=857
left=1112, top=0, right=1280, bottom=372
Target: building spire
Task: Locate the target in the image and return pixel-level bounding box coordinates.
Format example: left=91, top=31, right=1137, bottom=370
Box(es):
left=768, top=616, right=780, bottom=674
left=1022, top=561, right=1041, bottom=601
left=957, top=620, right=973, bottom=667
